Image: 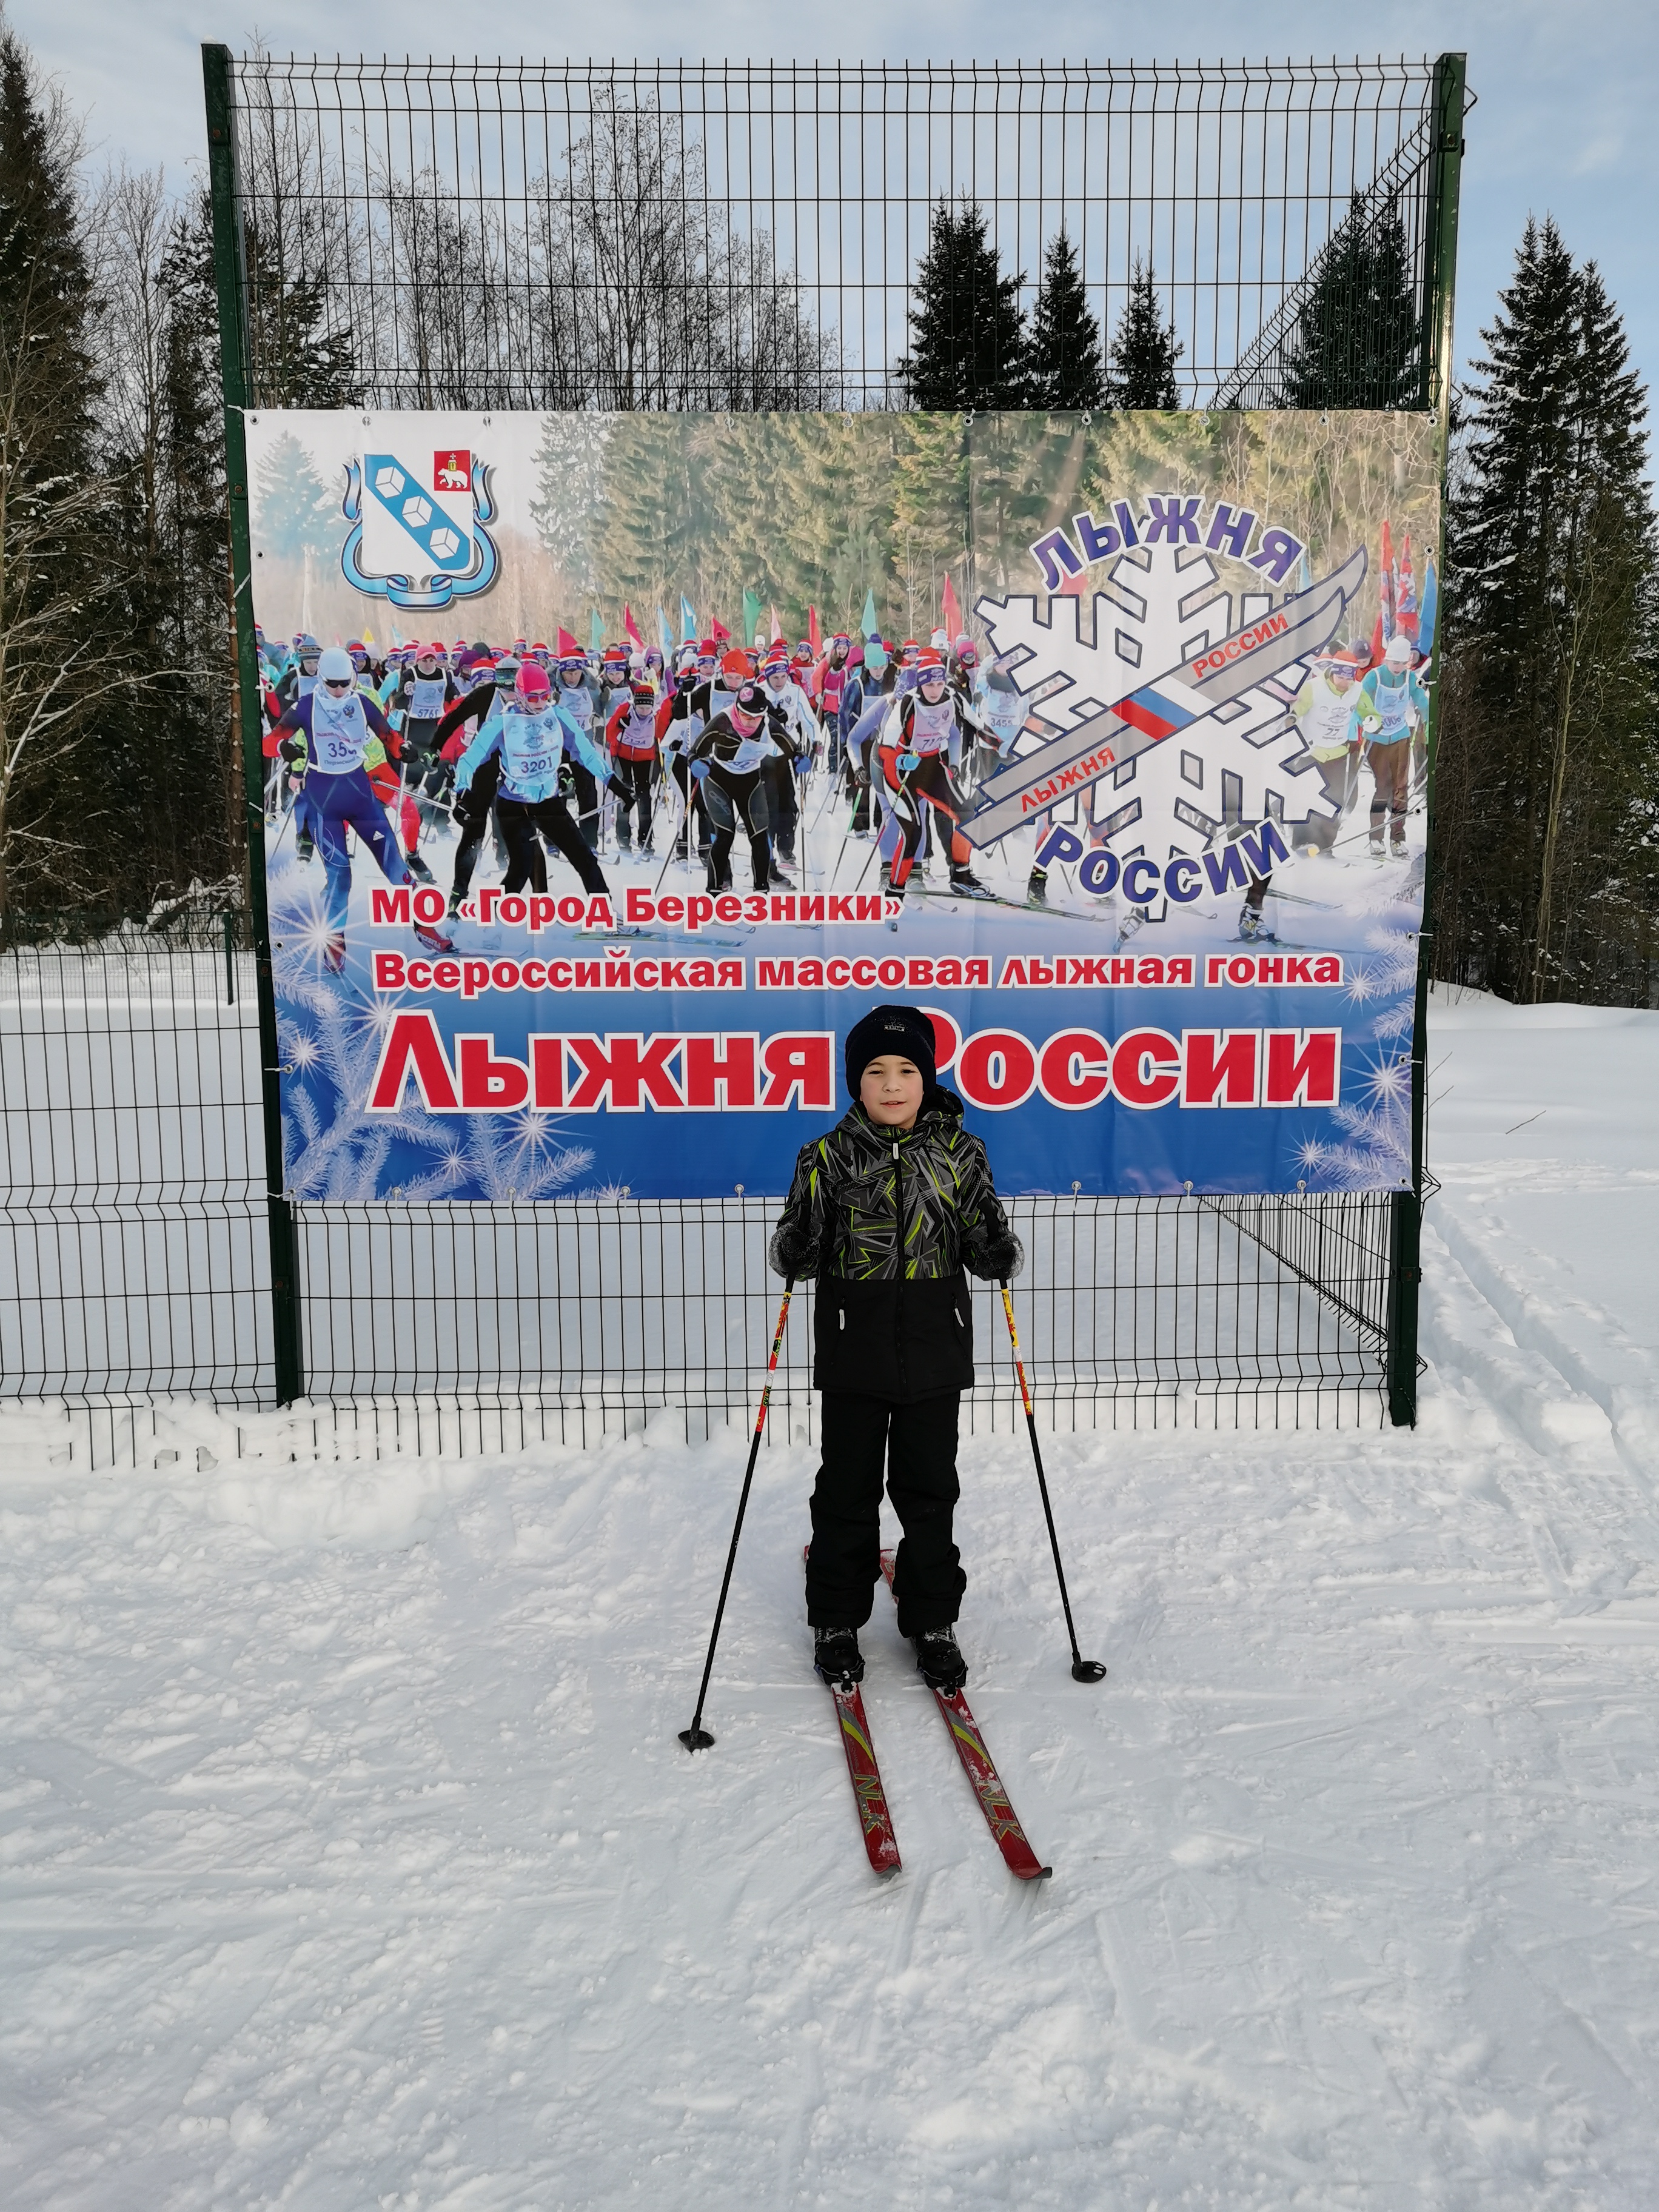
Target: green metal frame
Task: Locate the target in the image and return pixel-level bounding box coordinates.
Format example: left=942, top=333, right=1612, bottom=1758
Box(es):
left=202, top=42, right=304, bottom=1407
left=1386, top=49, right=1465, bottom=1426
left=199, top=42, right=1461, bottom=1425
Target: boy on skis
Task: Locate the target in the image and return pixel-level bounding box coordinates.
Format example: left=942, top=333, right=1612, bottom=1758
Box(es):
left=769, top=1004, right=1022, bottom=1696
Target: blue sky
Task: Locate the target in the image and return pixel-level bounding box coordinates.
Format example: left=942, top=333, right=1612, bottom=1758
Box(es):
left=10, top=0, right=1657, bottom=417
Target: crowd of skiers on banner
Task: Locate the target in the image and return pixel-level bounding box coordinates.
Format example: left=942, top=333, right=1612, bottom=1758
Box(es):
left=257, top=609, right=1429, bottom=971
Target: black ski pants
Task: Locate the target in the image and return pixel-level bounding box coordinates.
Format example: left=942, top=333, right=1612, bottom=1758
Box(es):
left=806, top=1390, right=965, bottom=1637
left=401, top=717, right=451, bottom=831
left=567, top=761, right=600, bottom=851
left=763, top=752, right=799, bottom=860
left=613, top=756, right=654, bottom=849
left=496, top=795, right=609, bottom=896
left=671, top=755, right=710, bottom=857
left=451, top=756, right=504, bottom=903
left=882, top=749, right=970, bottom=888
left=701, top=763, right=771, bottom=891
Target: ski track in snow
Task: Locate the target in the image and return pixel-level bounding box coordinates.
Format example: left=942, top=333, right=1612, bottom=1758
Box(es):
left=5, top=988, right=1659, bottom=2205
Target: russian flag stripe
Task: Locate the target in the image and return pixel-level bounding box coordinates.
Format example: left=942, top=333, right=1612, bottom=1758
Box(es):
left=1157, top=673, right=1212, bottom=716
left=1116, top=686, right=1195, bottom=742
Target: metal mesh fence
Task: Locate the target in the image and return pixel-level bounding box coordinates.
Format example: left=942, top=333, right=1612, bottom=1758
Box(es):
left=230, top=55, right=1455, bottom=411
left=0, top=55, right=1465, bottom=1452
left=1, top=937, right=1386, bottom=1458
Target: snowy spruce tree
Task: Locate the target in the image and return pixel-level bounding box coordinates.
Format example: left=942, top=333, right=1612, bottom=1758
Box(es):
left=252, top=428, right=339, bottom=562
left=99, top=178, right=244, bottom=918
left=1104, top=260, right=1182, bottom=409
left=1435, top=216, right=1659, bottom=1004
left=0, top=25, right=116, bottom=931
left=1281, top=193, right=1419, bottom=409
left=897, top=198, right=1028, bottom=412
left=1027, top=229, right=1105, bottom=411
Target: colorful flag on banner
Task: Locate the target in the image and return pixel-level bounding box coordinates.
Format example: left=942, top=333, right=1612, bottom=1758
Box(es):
left=589, top=609, right=606, bottom=654
left=680, top=594, right=697, bottom=641
left=556, top=625, right=581, bottom=657
left=623, top=604, right=644, bottom=649
left=941, top=574, right=962, bottom=640
left=768, top=604, right=783, bottom=645
left=1379, top=520, right=1396, bottom=644
left=860, top=588, right=878, bottom=637
left=1396, top=532, right=1418, bottom=640
left=808, top=605, right=822, bottom=652
left=710, top=615, right=731, bottom=643
left=743, top=589, right=763, bottom=646
left=657, top=606, right=674, bottom=659
left=1418, top=554, right=1438, bottom=659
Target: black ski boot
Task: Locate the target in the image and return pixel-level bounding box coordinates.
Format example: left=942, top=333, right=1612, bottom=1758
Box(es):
left=1026, top=866, right=1048, bottom=907
left=911, top=1624, right=967, bottom=1694
left=1237, top=902, right=1274, bottom=944
left=949, top=865, right=993, bottom=900
left=814, top=1625, right=865, bottom=1689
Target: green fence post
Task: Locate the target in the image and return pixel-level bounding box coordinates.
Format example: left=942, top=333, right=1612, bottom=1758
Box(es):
left=203, top=42, right=304, bottom=1407
left=1388, top=50, right=1466, bottom=1426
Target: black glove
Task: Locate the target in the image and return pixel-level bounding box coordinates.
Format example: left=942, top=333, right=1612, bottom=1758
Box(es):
left=558, top=764, right=575, bottom=798
left=608, top=774, right=632, bottom=803
left=767, top=1223, right=819, bottom=1281
left=856, top=766, right=871, bottom=789
left=278, top=736, right=304, bottom=763
left=964, top=1221, right=1024, bottom=1281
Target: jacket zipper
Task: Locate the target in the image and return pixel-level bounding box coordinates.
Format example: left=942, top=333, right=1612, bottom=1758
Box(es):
left=893, top=1136, right=907, bottom=1390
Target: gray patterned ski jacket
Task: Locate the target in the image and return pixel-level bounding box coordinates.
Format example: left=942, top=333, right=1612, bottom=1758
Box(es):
left=769, top=1088, right=1022, bottom=1401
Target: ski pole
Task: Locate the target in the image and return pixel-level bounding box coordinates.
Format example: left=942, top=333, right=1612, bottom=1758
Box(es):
left=679, top=1278, right=797, bottom=1751
left=998, top=1280, right=1107, bottom=1683
left=267, top=796, right=297, bottom=862
left=653, top=774, right=692, bottom=899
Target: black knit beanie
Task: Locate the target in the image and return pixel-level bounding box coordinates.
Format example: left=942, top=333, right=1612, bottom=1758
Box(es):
left=844, top=1004, right=937, bottom=1098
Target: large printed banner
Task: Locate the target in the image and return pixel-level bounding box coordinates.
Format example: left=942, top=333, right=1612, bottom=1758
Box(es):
left=246, top=409, right=1438, bottom=1199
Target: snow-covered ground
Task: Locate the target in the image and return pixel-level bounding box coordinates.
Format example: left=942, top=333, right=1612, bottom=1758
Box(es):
left=5, top=984, right=1659, bottom=2208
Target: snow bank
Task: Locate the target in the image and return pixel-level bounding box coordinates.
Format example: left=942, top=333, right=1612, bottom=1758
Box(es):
left=0, top=993, right=1657, bottom=2206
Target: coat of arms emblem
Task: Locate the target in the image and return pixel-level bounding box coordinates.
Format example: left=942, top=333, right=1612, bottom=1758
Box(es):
left=341, top=448, right=499, bottom=611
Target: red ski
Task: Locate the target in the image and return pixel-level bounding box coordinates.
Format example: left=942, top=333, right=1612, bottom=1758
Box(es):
left=808, top=1544, right=901, bottom=1874
left=827, top=1680, right=903, bottom=1876
left=880, top=1552, right=1051, bottom=1881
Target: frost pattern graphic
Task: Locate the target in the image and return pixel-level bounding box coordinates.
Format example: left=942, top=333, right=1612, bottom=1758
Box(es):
left=270, top=863, right=594, bottom=1202
left=1295, top=927, right=1421, bottom=1190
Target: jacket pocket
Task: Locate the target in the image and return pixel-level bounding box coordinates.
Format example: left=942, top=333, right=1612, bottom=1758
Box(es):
left=894, top=1275, right=974, bottom=1398
left=814, top=1278, right=902, bottom=1398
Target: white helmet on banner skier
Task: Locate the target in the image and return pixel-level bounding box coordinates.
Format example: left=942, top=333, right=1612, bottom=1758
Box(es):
left=317, top=646, right=354, bottom=685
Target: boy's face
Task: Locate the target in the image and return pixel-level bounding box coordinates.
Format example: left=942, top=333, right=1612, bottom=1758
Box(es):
left=860, top=1055, right=925, bottom=1131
